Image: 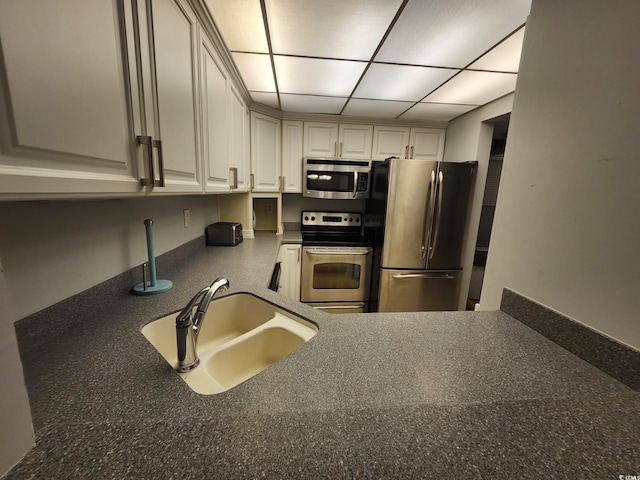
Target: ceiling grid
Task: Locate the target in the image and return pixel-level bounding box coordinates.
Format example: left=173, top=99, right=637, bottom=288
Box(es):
left=204, top=0, right=531, bottom=122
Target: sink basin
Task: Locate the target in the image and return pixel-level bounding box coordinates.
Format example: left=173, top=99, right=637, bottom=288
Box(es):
left=141, top=293, right=317, bottom=394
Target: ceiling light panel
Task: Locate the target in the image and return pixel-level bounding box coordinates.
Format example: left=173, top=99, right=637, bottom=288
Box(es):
left=250, top=91, right=280, bottom=109
left=423, top=71, right=517, bottom=105
left=231, top=53, right=275, bottom=92
left=275, top=56, right=367, bottom=96
left=342, top=98, right=415, bottom=118
left=400, top=103, right=477, bottom=122
left=265, top=0, right=404, bottom=60
left=468, top=27, right=525, bottom=73
left=204, top=0, right=269, bottom=53
left=280, top=94, right=346, bottom=115
left=375, top=0, right=531, bottom=68
left=354, top=63, right=459, bottom=102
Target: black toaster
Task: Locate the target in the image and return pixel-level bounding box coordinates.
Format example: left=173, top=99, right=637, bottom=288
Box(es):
left=205, top=222, right=243, bottom=246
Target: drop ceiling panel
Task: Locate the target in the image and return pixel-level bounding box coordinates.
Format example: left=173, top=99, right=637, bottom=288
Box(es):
left=280, top=94, right=346, bottom=115
left=468, top=27, right=526, bottom=73
left=250, top=91, right=279, bottom=109
left=400, top=103, right=477, bottom=122
left=265, top=0, right=403, bottom=60
left=342, top=98, right=414, bottom=118
left=231, top=53, right=275, bottom=91
left=275, top=56, right=367, bottom=96
left=354, top=64, right=460, bottom=102
left=375, top=0, right=531, bottom=68
left=204, top=0, right=268, bottom=53
left=424, top=71, right=518, bottom=105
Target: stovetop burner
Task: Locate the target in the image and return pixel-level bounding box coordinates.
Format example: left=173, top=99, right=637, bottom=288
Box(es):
left=301, top=211, right=370, bottom=247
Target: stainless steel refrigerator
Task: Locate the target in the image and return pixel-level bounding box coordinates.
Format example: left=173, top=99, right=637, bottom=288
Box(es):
left=365, top=158, right=477, bottom=312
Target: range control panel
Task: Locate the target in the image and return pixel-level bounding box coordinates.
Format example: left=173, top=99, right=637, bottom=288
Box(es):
left=301, top=211, right=361, bottom=227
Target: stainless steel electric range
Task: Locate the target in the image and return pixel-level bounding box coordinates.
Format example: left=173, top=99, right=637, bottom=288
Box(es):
left=300, top=211, right=372, bottom=313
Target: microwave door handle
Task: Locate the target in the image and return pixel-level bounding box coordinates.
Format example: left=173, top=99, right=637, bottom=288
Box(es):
left=429, top=171, right=444, bottom=259
left=352, top=171, right=358, bottom=198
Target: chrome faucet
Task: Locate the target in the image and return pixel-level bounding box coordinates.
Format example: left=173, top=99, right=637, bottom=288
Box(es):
left=175, top=277, right=229, bottom=372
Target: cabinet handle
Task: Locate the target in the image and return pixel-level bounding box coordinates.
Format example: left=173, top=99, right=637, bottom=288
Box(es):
left=153, top=139, right=165, bottom=187
left=229, top=167, right=238, bottom=189
left=409, top=146, right=414, bottom=158
left=250, top=173, right=255, bottom=190
left=279, top=175, right=284, bottom=192
left=404, top=145, right=409, bottom=159
left=137, top=135, right=155, bottom=186
left=334, top=141, right=338, bottom=157
left=339, top=142, right=343, bottom=157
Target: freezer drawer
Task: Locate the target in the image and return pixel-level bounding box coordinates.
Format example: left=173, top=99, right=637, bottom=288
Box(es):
left=378, top=269, right=461, bottom=312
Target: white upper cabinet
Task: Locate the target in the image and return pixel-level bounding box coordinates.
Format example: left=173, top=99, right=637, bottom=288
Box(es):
left=144, top=0, right=202, bottom=193
left=338, top=124, right=373, bottom=160
left=408, top=128, right=446, bottom=161
left=0, top=1, right=143, bottom=198
left=303, top=122, right=338, bottom=157
left=200, top=33, right=231, bottom=193
left=229, top=83, right=250, bottom=192
left=250, top=113, right=281, bottom=193
left=372, top=126, right=445, bottom=160
left=0, top=0, right=208, bottom=198
left=372, top=126, right=411, bottom=160
left=281, top=121, right=303, bottom=193
left=303, top=122, right=373, bottom=159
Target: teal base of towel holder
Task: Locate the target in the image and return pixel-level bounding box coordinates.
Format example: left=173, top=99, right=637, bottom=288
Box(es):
left=132, top=279, right=173, bottom=295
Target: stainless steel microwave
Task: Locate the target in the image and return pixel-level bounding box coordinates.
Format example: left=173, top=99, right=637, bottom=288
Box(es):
left=303, top=158, right=371, bottom=199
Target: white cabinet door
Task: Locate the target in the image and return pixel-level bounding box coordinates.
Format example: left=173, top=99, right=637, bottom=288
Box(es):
left=303, top=122, right=338, bottom=157
left=145, top=0, right=202, bottom=193
left=372, top=126, right=411, bottom=160
left=0, top=0, right=143, bottom=197
left=281, top=121, right=303, bottom=193
left=229, top=84, right=249, bottom=192
left=278, top=244, right=301, bottom=301
left=251, top=113, right=281, bottom=192
left=408, top=128, right=446, bottom=161
left=338, top=124, right=373, bottom=160
left=200, top=34, right=231, bottom=193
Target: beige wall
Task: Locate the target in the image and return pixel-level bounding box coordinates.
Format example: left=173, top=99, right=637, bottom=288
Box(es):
left=481, top=0, right=640, bottom=350
left=0, top=194, right=219, bottom=475
left=443, top=93, right=514, bottom=310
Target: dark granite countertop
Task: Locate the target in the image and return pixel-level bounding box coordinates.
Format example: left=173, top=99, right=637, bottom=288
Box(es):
left=7, top=233, right=640, bottom=479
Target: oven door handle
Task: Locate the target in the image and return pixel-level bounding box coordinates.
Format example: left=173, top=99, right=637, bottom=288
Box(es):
left=314, top=303, right=366, bottom=310
left=304, top=248, right=371, bottom=256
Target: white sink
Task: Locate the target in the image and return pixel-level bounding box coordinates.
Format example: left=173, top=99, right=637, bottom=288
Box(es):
left=141, top=293, right=317, bottom=394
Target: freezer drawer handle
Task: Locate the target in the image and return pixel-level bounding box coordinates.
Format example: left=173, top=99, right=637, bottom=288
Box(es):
left=392, top=273, right=456, bottom=279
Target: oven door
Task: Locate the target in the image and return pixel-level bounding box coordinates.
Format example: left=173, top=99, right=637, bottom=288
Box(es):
left=301, top=246, right=372, bottom=302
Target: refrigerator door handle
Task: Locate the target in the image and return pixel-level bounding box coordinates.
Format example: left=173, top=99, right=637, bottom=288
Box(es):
left=429, top=170, right=444, bottom=259
left=392, top=272, right=456, bottom=279
left=421, top=170, right=437, bottom=259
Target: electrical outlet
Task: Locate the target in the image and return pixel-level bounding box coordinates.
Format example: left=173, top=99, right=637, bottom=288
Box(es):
left=267, top=203, right=273, bottom=214
left=183, top=209, right=190, bottom=228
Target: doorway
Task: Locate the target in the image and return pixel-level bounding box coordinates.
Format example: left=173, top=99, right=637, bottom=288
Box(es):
left=467, top=113, right=509, bottom=310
